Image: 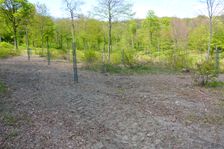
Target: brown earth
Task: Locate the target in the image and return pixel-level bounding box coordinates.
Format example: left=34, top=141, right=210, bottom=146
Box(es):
left=0, top=56, right=224, bottom=149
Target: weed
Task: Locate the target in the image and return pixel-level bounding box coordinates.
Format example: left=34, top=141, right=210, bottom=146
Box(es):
left=206, top=81, right=224, bottom=88
left=0, top=82, right=6, bottom=93
left=2, top=113, right=17, bottom=126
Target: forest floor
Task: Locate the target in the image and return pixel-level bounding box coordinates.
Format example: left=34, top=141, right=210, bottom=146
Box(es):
left=0, top=56, right=224, bottom=149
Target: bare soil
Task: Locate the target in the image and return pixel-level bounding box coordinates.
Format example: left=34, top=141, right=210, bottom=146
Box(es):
left=0, top=56, right=224, bottom=149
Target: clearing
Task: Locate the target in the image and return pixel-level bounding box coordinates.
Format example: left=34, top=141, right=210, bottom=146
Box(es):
left=0, top=56, right=224, bottom=148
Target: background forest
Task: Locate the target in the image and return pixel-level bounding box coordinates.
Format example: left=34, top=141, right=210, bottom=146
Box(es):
left=0, top=0, right=224, bottom=85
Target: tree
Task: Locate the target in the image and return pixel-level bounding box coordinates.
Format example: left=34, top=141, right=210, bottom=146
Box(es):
left=35, top=3, right=49, bottom=53
left=20, top=3, right=35, bottom=60
left=171, top=18, right=189, bottom=68
left=201, top=0, right=223, bottom=59
left=94, top=0, right=134, bottom=63
left=143, top=10, right=160, bottom=52
left=0, top=0, right=33, bottom=50
left=128, top=20, right=137, bottom=49
left=0, top=15, right=10, bottom=42
left=55, top=19, right=72, bottom=61
left=64, top=0, right=83, bottom=83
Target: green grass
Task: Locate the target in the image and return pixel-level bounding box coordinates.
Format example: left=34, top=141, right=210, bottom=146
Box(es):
left=2, top=113, right=17, bottom=126
left=0, top=82, right=6, bottom=93
left=206, top=81, right=224, bottom=88
left=85, top=63, right=177, bottom=75
left=0, top=42, right=20, bottom=58
left=186, top=113, right=224, bottom=125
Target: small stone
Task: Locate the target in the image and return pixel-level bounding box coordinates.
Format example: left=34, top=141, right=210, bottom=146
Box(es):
left=147, top=132, right=155, bottom=137
left=93, top=142, right=104, bottom=149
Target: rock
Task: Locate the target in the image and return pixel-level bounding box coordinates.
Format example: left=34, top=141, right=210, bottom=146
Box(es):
left=147, top=132, right=155, bottom=137
left=92, top=142, right=104, bottom=149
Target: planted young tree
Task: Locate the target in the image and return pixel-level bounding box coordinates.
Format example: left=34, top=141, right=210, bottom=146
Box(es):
left=64, top=0, right=83, bottom=83
left=0, top=0, right=33, bottom=50
left=94, top=0, right=134, bottom=63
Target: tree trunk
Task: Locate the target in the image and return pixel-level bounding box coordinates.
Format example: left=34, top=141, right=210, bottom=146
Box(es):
left=47, top=37, right=50, bottom=65
left=25, top=26, right=30, bottom=61
left=13, top=25, right=18, bottom=50
left=108, top=14, right=112, bottom=64
left=41, top=35, right=44, bottom=55
left=61, top=35, right=63, bottom=49
left=0, top=36, right=2, bottom=42
left=67, top=39, right=70, bottom=62
left=71, top=13, right=78, bottom=83
left=122, top=48, right=125, bottom=65
left=207, top=16, right=212, bottom=60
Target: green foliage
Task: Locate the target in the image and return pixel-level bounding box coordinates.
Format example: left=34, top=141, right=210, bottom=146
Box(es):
left=123, top=50, right=136, bottom=68
left=166, top=50, right=194, bottom=70
left=86, top=63, right=176, bottom=75
left=0, top=42, right=13, bottom=49
left=0, top=42, right=19, bottom=58
left=206, top=81, right=224, bottom=88
left=82, top=50, right=98, bottom=65
left=193, top=60, right=217, bottom=86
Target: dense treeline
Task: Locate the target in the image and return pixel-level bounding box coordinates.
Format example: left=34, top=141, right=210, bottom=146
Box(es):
left=0, top=0, right=224, bottom=84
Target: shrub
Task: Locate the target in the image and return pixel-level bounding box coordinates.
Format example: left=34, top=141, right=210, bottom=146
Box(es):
left=0, top=42, right=17, bottom=58
left=122, top=50, right=136, bottom=68
left=82, top=50, right=98, bottom=66
left=193, top=60, right=217, bottom=86
left=111, top=52, right=122, bottom=65
left=0, top=42, right=13, bottom=49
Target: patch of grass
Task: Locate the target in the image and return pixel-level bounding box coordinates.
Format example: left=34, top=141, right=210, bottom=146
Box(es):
left=206, top=81, right=224, bottom=88
left=0, top=42, right=20, bottom=58
left=186, top=113, right=224, bottom=125
left=2, top=113, right=17, bottom=126
left=84, top=63, right=177, bottom=75
left=0, top=82, right=7, bottom=93
left=5, top=130, right=19, bottom=140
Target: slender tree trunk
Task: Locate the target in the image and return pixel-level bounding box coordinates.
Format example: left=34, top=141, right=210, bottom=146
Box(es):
left=122, top=48, right=125, bottom=65
left=13, top=25, right=18, bottom=50
left=71, top=13, right=78, bottom=83
left=41, top=35, right=44, bottom=55
left=61, top=35, right=63, bottom=49
left=47, top=36, right=50, bottom=65
left=207, top=16, right=212, bottom=60
left=41, top=27, right=44, bottom=54
left=67, top=39, right=70, bottom=62
left=108, top=14, right=112, bottom=64
left=25, top=26, right=30, bottom=61
left=101, top=34, right=106, bottom=72
left=0, top=36, right=2, bottom=42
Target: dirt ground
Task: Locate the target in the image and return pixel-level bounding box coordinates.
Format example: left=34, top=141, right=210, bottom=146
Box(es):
left=0, top=56, right=224, bottom=149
